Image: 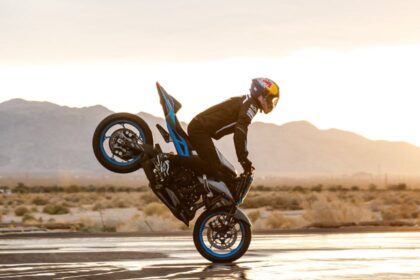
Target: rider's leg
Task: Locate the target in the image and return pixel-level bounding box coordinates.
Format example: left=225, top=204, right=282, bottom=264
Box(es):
left=170, top=155, right=217, bottom=178
left=187, top=119, right=231, bottom=182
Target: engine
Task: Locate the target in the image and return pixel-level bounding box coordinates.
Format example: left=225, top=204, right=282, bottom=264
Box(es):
left=148, top=156, right=204, bottom=224
left=169, top=167, right=203, bottom=211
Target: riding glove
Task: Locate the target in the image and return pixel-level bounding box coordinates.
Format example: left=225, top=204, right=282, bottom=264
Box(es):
left=240, top=158, right=253, bottom=173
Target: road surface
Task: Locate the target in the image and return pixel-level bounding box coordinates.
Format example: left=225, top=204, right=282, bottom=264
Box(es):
left=1, top=231, right=420, bottom=279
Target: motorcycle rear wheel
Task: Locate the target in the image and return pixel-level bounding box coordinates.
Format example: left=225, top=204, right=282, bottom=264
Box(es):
left=92, top=113, right=153, bottom=173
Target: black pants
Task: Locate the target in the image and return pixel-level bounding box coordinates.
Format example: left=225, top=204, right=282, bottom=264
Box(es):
left=171, top=118, right=230, bottom=182
left=188, top=119, right=222, bottom=175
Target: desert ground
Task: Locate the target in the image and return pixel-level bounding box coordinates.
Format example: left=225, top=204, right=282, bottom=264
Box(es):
left=1, top=182, right=420, bottom=279
left=0, top=182, right=419, bottom=233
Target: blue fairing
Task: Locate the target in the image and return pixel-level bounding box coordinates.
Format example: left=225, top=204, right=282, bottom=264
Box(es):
left=166, top=122, right=190, bottom=157
left=159, top=86, right=190, bottom=157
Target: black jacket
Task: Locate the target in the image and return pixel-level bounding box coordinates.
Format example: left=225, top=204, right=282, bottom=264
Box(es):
left=193, top=94, right=259, bottom=162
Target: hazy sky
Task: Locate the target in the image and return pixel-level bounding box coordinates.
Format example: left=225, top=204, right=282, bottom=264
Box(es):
left=1, top=0, right=420, bottom=145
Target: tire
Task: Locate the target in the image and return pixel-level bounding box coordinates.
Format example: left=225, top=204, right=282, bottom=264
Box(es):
left=193, top=208, right=252, bottom=263
left=92, top=113, right=153, bottom=173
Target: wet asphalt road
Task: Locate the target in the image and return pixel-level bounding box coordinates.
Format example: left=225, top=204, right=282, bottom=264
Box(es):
left=1, top=231, right=420, bottom=279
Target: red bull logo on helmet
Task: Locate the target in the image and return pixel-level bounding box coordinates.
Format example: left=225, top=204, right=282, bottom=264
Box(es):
left=259, top=79, right=273, bottom=88
left=257, top=78, right=279, bottom=96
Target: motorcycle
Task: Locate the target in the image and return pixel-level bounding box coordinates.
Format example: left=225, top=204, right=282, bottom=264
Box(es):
left=92, top=82, right=254, bottom=262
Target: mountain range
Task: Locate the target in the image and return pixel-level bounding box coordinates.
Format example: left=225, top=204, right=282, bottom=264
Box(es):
left=0, top=98, right=419, bottom=185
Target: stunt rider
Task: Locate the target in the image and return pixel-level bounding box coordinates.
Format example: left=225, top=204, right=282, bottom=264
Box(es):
left=175, top=78, right=280, bottom=190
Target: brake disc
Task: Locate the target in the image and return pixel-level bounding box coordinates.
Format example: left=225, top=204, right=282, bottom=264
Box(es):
left=109, top=128, right=141, bottom=160
left=207, top=215, right=239, bottom=250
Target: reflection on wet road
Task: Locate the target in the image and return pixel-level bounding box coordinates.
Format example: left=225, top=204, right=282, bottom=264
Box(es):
left=1, top=231, right=420, bottom=279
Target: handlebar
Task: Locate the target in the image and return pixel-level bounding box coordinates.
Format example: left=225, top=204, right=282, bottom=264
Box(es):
left=241, top=166, right=255, bottom=177
left=236, top=169, right=254, bottom=204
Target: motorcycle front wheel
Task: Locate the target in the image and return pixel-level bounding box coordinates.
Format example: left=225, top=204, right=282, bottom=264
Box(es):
left=92, top=113, right=153, bottom=173
left=193, top=208, right=251, bottom=263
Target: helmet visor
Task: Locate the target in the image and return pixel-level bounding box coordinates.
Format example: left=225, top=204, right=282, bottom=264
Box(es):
left=266, top=95, right=279, bottom=111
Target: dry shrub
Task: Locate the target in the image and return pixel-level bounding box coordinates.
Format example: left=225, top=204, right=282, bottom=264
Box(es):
left=116, top=213, right=185, bottom=233
left=22, top=213, right=38, bottom=224
left=92, top=203, right=103, bottom=211
left=363, top=193, right=375, bottom=202
left=248, top=210, right=261, bottom=223
left=351, top=186, right=360, bottom=191
left=14, top=206, right=30, bottom=216
left=381, top=204, right=419, bottom=221
left=43, top=204, right=70, bottom=215
left=99, top=193, right=142, bottom=209
left=387, top=183, right=407, bottom=191
left=402, top=192, right=420, bottom=205
left=242, top=192, right=302, bottom=210
left=368, top=200, right=382, bottom=212
left=72, top=217, right=117, bottom=232
left=116, top=215, right=142, bottom=232
left=65, top=195, right=81, bottom=203
left=143, top=202, right=171, bottom=218
left=72, top=217, right=116, bottom=232
left=32, top=197, right=48, bottom=206
left=74, top=217, right=103, bottom=232
left=66, top=193, right=95, bottom=205
left=399, top=203, right=419, bottom=219
left=311, top=185, right=323, bottom=192
left=381, top=194, right=402, bottom=205
left=292, top=186, right=305, bottom=193
left=262, top=211, right=307, bottom=229
left=266, top=211, right=290, bottom=229
left=141, top=192, right=159, bottom=204
left=303, top=196, right=375, bottom=227
left=91, top=194, right=135, bottom=210
left=381, top=209, right=396, bottom=221
left=272, top=196, right=302, bottom=210
left=242, top=194, right=271, bottom=208
left=111, top=198, right=127, bottom=208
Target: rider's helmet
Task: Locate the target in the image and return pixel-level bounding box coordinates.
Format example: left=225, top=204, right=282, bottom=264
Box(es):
left=250, top=78, right=280, bottom=113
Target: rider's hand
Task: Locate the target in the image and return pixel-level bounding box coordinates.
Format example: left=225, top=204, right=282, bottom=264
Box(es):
left=240, top=158, right=253, bottom=173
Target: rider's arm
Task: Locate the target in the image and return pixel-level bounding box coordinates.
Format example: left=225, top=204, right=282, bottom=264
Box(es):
left=233, top=99, right=257, bottom=163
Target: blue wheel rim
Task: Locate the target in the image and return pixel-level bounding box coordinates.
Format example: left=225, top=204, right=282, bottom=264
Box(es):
left=99, top=120, right=146, bottom=166
left=199, top=211, right=245, bottom=259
